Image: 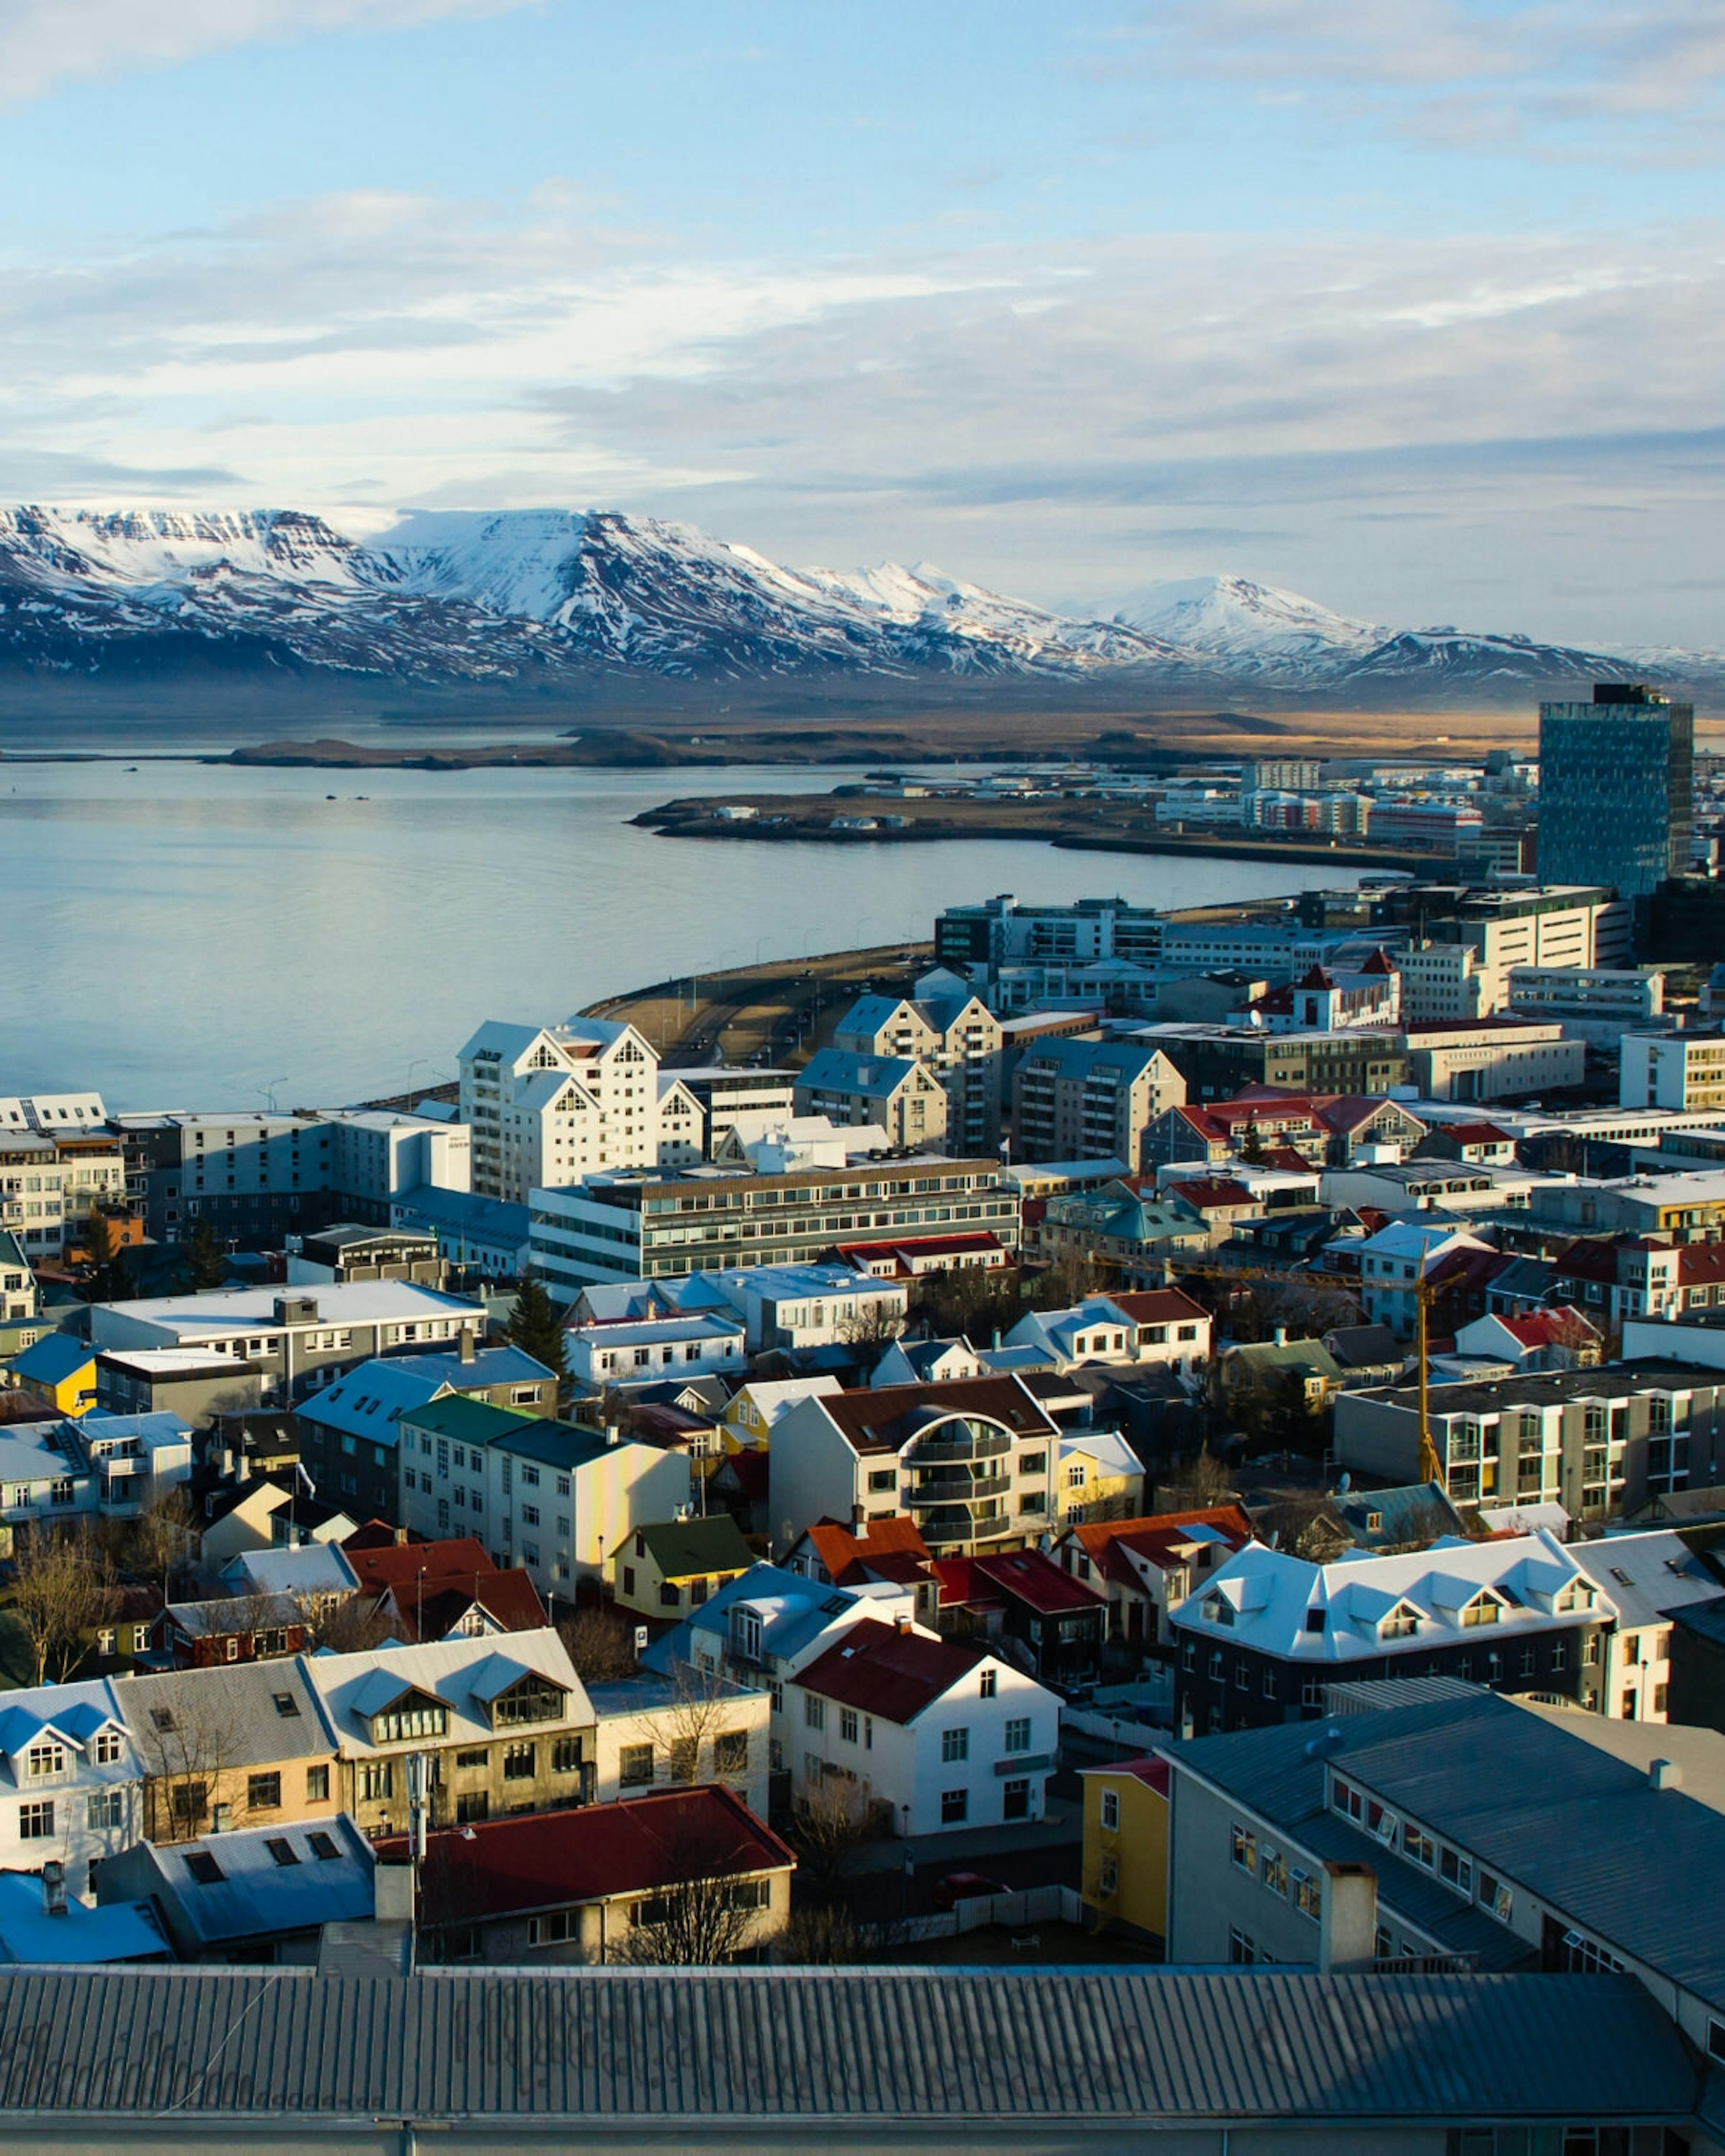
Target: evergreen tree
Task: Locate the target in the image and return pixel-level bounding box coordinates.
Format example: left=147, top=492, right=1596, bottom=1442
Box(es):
left=77, top=1208, right=120, bottom=1304
left=505, top=1269, right=569, bottom=1396
left=184, top=1217, right=230, bottom=1290
left=1238, top=1117, right=1269, bottom=1166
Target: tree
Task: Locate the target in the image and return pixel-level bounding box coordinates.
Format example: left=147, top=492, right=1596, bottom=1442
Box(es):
left=1238, top=1118, right=1269, bottom=1166
left=77, top=1208, right=123, bottom=1304
left=10, top=1523, right=122, bottom=1686
left=1155, top=1442, right=1236, bottom=1513
left=131, top=1675, right=243, bottom=1842
left=183, top=1218, right=230, bottom=1290
left=126, top=1488, right=195, bottom=1597
left=558, top=1605, right=639, bottom=1683
left=787, top=1774, right=880, bottom=1889
left=613, top=1808, right=781, bottom=1966
left=504, top=1269, right=569, bottom=1398
left=837, top=1296, right=905, bottom=1350
left=293, top=1589, right=398, bottom=1653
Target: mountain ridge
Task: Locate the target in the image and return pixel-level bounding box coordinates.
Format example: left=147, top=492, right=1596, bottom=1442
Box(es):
left=0, top=504, right=1707, bottom=706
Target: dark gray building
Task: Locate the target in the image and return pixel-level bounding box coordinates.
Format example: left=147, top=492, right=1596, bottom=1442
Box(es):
left=1539, top=682, right=1695, bottom=899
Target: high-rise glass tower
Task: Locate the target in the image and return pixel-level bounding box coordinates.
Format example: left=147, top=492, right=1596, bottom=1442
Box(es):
left=1537, top=683, right=1694, bottom=898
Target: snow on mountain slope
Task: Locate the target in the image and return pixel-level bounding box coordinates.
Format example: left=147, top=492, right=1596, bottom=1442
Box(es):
left=0, top=502, right=1710, bottom=698
left=1109, top=574, right=1382, bottom=678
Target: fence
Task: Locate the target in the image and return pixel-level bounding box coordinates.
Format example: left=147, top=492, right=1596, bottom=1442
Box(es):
left=882, top=1884, right=1086, bottom=1947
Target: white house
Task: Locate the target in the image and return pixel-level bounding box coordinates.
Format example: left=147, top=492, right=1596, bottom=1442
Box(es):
left=0, top=1680, right=142, bottom=1900
left=1005, top=1288, right=1211, bottom=1377
left=586, top=1666, right=772, bottom=1818
left=1453, top=1308, right=1602, bottom=1371
left=785, top=1616, right=1059, bottom=1837
left=563, top=1312, right=746, bottom=1392
left=1349, top=1221, right=1498, bottom=1336
left=0, top=1411, right=194, bottom=1542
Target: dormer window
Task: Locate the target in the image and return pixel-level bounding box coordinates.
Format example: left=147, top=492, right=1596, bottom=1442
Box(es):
left=1203, top=1593, right=1235, bottom=1627
left=1461, top=1591, right=1502, bottom=1628
left=1556, top=1581, right=1596, bottom=1613
left=369, top=1690, right=449, bottom=1745
left=26, top=1741, right=65, bottom=1779
left=732, top=1608, right=763, bottom=1663
left=489, top=1674, right=567, bottom=1729
left=1381, top=1604, right=1419, bottom=1639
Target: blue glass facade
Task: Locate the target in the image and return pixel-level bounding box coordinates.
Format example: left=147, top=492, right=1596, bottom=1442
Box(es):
left=1538, top=686, right=1693, bottom=899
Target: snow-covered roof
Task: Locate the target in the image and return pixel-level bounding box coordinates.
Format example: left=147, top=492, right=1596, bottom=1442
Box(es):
left=303, top=1628, right=585, bottom=1756
left=1059, top=1428, right=1141, bottom=1480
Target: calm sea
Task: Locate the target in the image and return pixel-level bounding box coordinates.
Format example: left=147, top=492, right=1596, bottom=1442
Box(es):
left=0, top=747, right=1359, bottom=1108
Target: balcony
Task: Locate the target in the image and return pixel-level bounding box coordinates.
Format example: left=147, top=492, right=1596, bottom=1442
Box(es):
left=919, top=1509, right=1022, bottom=1548
left=908, top=1427, right=1010, bottom=1465
left=907, top=1473, right=1011, bottom=1508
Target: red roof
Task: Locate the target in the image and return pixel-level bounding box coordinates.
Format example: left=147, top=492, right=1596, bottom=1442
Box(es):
left=1061, top=1505, right=1256, bottom=1589
left=379, top=1786, right=793, bottom=1920
left=1107, top=1287, right=1211, bottom=1328
left=1166, top=1178, right=1256, bottom=1211
left=800, top=1515, right=931, bottom=1587
left=1440, top=1122, right=1513, bottom=1146
left=1495, top=1307, right=1601, bottom=1348
left=936, top=1546, right=1105, bottom=1616
left=1424, top=1246, right=1513, bottom=1296
left=1361, top=948, right=1397, bottom=976
left=796, top=1617, right=988, bottom=1724
left=1084, top=1754, right=1171, bottom=1795
left=342, top=1535, right=546, bottom=1642
left=344, top=1537, right=495, bottom=1596
left=838, top=1232, right=1006, bottom=1270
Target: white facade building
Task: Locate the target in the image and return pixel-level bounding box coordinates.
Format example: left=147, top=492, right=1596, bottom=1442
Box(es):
left=564, top=1312, right=746, bottom=1392
left=1398, top=1019, right=1587, bottom=1102
left=459, top=1020, right=701, bottom=1204
left=1621, top=1032, right=1725, bottom=1113
left=0, top=1679, right=142, bottom=1900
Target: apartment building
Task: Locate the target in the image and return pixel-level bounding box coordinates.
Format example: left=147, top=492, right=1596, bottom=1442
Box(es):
left=1621, top=1029, right=1725, bottom=1112
left=674, top=1068, right=798, bottom=1152
left=768, top=1374, right=1060, bottom=1557
left=1334, top=1358, right=1725, bottom=1523
left=1385, top=884, right=1631, bottom=1021
left=89, top=1282, right=485, bottom=1405
left=834, top=993, right=1006, bottom=1151
left=0, top=1410, right=194, bottom=1544
left=395, top=1396, right=691, bottom=1593
left=1052, top=1505, right=1257, bottom=1650
left=1010, top=1039, right=1185, bottom=1170
left=1506, top=965, right=1665, bottom=1045
left=1137, top=1025, right=1408, bottom=1105
left=564, top=1311, right=745, bottom=1391
left=1172, top=1532, right=1614, bottom=1736
left=0, top=1129, right=127, bottom=1260
left=573, top=1263, right=909, bottom=1353
left=302, top=1629, right=593, bottom=1834
left=934, top=894, right=1165, bottom=975
left=458, top=1019, right=702, bottom=1203
left=792, top=1050, right=948, bottom=1150
left=1004, top=1288, right=1211, bottom=1377
left=528, top=1159, right=1020, bottom=1291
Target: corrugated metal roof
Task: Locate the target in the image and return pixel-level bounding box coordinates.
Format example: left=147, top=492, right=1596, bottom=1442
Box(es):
left=0, top=1967, right=1692, bottom=2124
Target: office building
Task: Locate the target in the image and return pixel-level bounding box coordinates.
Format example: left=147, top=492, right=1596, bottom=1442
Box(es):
left=1539, top=683, right=1694, bottom=898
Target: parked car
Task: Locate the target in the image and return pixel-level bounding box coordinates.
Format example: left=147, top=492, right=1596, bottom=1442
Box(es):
left=933, top=1873, right=1010, bottom=1912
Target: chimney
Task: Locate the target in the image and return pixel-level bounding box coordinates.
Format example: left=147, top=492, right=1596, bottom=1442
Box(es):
left=374, top=1858, right=416, bottom=1926
left=605, top=1423, right=619, bottom=1448
left=1273, top=1326, right=1288, bottom=1348
left=1650, top=1758, right=1682, bottom=1791
left=41, top=1860, right=67, bottom=1918
left=458, top=1328, right=476, bottom=1365
left=1317, top=1861, right=1377, bottom=1972
left=394, top=1525, right=408, bottom=1546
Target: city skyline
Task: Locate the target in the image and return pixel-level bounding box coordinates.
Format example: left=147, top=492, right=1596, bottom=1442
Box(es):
left=0, top=2, right=1720, bottom=645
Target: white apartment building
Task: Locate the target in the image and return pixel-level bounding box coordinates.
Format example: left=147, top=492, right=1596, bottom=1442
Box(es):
left=833, top=994, right=1007, bottom=1152
left=564, top=1312, right=746, bottom=1392
left=0, top=1679, right=143, bottom=1899
left=786, top=1617, right=1059, bottom=1836
left=319, top=1111, right=471, bottom=1212
left=1621, top=1032, right=1725, bottom=1113
left=1397, top=889, right=1631, bottom=1023
left=0, top=1411, right=194, bottom=1539
left=0, top=1094, right=108, bottom=1135
left=1569, top=1531, right=1724, bottom=1723
left=792, top=1051, right=948, bottom=1151
left=459, top=1020, right=703, bottom=1203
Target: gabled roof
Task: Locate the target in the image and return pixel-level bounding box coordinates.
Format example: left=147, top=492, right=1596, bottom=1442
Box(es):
left=1062, top=1506, right=1256, bottom=1587
left=303, top=1627, right=586, bottom=1754
left=117, top=1658, right=336, bottom=1767
left=811, top=1374, right=1057, bottom=1456
left=395, top=1395, right=537, bottom=1445
left=1166, top=1177, right=1256, bottom=1211
left=943, top=1546, right=1106, bottom=1617
left=795, top=1618, right=991, bottom=1723
left=128, top=1813, right=375, bottom=1946
left=1491, top=1308, right=1601, bottom=1348
left=633, top=1514, right=754, bottom=1581
left=381, top=1785, right=793, bottom=1920
left=798, top=1516, right=932, bottom=1588
left=1105, top=1288, right=1211, bottom=1327
left=8, top=1332, right=93, bottom=1384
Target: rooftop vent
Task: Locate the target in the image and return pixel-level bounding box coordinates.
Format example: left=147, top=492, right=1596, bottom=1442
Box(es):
left=1650, top=1758, right=1682, bottom=1792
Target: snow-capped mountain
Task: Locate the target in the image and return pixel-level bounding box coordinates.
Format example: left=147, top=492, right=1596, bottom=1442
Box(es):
left=0, top=504, right=1709, bottom=702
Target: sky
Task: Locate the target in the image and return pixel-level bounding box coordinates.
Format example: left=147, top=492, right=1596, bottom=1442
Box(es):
left=1, top=0, right=1723, bottom=644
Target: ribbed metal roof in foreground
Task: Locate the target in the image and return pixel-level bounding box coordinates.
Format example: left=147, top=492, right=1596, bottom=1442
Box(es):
left=0, top=1966, right=1697, bottom=2129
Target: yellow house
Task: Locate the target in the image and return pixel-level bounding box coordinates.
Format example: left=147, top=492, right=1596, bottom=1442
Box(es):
left=1080, top=1756, right=1168, bottom=1943
left=8, top=1331, right=97, bottom=1417
left=1057, top=1430, right=1146, bottom=1528
left=718, top=1375, right=843, bottom=1459
left=613, top=1514, right=754, bottom=1620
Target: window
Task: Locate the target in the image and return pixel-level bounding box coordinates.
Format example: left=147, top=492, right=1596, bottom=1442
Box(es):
left=247, top=1772, right=281, bottom=1811
left=1230, top=1822, right=1257, bottom=1873
left=371, top=1697, right=448, bottom=1745
left=1478, top=1871, right=1513, bottom=1922
left=1439, top=1846, right=1472, bottom=1895
left=502, top=1742, right=536, bottom=1781
left=941, top=1726, right=969, bottom=1763
left=715, top=1730, right=748, bottom=1776
left=1098, top=1854, right=1120, bottom=1896
left=171, top=1782, right=208, bottom=1826
left=979, top=1669, right=996, bottom=1699
left=26, top=1742, right=65, bottom=1780
left=840, top=1708, right=858, bottom=1744
left=183, top=1851, right=224, bottom=1886
left=18, top=1799, right=54, bottom=1840
left=941, top=1789, right=969, bottom=1825
left=86, top=1789, right=124, bottom=1831
left=520, top=1504, right=540, bottom=1528
left=94, top=1730, right=123, bottom=1765
left=1402, top=1824, right=1434, bottom=1869
left=804, top=1696, right=826, bottom=1731
left=1228, top=1926, right=1256, bottom=1965
left=552, top=1736, right=583, bottom=1776
left=867, top=1469, right=897, bottom=1493
left=1003, top=1717, right=1031, bottom=1754
left=306, top=1764, right=330, bottom=1803
left=360, top=1762, right=394, bottom=1802
left=1261, top=1847, right=1287, bottom=1895
left=266, top=1837, right=300, bottom=1868
left=1292, top=1869, right=1320, bottom=1919
left=619, top=1743, right=655, bottom=1787
left=491, top=1677, right=566, bottom=1728
left=1003, top=1778, right=1030, bottom=1821
left=1101, top=1789, right=1121, bottom=1831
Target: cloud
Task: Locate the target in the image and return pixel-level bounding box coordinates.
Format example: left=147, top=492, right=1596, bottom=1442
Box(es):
left=1103, top=1, right=1725, bottom=163
left=0, top=0, right=538, bottom=106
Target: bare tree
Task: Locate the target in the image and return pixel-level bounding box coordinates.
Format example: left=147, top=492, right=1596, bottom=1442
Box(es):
left=128, top=1488, right=195, bottom=1594
left=657, top=1659, right=750, bottom=1789
left=558, top=1605, right=639, bottom=1683
left=1155, top=1442, right=1237, bottom=1514
left=837, top=1297, right=905, bottom=1350
left=293, top=1589, right=398, bottom=1654
left=10, top=1523, right=121, bottom=1686
left=787, top=1774, right=881, bottom=1889
left=130, top=1677, right=243, bottom=1842
left=612, top=1809, right=779, bottom=1966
